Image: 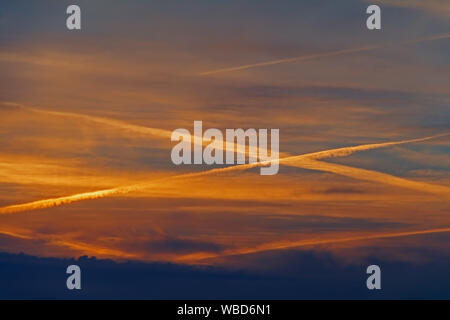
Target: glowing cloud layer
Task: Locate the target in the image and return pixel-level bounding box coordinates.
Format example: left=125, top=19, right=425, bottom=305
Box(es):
left=0, top=132, right=447, bottom=215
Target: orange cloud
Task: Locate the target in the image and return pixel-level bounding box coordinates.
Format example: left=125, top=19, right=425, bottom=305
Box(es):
left=0, top=133, right=446, bottom=214
left=177, top=227, right=450, bottom=263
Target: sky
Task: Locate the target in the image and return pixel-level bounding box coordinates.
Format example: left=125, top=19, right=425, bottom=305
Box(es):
left=0, top=0, right=449, bottom=299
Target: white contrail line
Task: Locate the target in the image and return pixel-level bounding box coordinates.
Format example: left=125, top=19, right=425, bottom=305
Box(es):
left=5, top=102, right=284, bottom=161
left=199, top=32, right=450, bottom=75
left=199, top=45, right=380, bottom=76
left=0, top=133, right=447, bottom=215
left=283, top=133, right=450, bottom=161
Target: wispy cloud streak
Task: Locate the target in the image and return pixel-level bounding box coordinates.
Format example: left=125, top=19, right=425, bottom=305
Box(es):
left=199, top=33, right=450, bottom=75
left=178, top=227, right=450, bottom=263
left=0, top=228, right=136, bottom=258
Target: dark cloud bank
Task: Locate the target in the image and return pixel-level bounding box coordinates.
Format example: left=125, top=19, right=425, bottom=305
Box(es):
left=1, top=250, right=449, bottom=299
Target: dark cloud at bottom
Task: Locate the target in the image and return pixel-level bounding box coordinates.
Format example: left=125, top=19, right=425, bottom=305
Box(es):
left=0, top=250, right=449, bottom=299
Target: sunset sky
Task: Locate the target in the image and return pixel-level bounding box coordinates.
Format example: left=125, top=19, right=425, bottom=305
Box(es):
left=0, top=0, right=449, bottom=298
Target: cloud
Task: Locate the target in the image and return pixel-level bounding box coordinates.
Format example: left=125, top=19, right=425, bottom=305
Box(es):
left=0, top=211, right=404, bottom=263
left=1, top=0, right=448, bottom=276
left=5, top=102, right=286, bottom=162
left=180, top=227, right=450, bottom=263
left=321, top=187, right=365, bottom=194
left=2, top=247, right=450, bottom=298
left=0, top=228, right=136, bottom=259
left=0, top=132, right=447, bottom=214
left=143, top=238, right=224, bottom=254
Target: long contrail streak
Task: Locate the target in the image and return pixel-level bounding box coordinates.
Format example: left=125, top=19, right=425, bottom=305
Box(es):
left=286, top=159, right=450, bottom=195
left=0, top=133, right=447, bottom=215
left=199, top=32, right=450, bottom=75
left=287, top=133, right=449, bottom=161
left=8, top=103, right=444, bottom=163
left=177, top=227, right=450, bottom=263
left=7, top=102, right=284, bottom=161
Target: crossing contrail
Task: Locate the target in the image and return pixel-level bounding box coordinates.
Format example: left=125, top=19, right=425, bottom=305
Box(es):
left=199, top=32, right=450, bottom=76
left=0, top=133, right=447, bottom=215
left=9, top=102, right=445, bottom=163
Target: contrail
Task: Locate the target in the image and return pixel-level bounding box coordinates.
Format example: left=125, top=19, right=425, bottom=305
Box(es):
left=0, top=164, right=263, bottom=214
left=199, top=32, right=450, bottom=76
left=10, top=102, right=444, bottom=163
left=0, top=228, right=136, bottom=258
left=50, top=239, right=137, bottom=258
left=199, top=45, right=380, bottom=76
left=11, top=102, right=447, bottom=161
left=0, top=230, right=33, bottom=240
left=283, top=133, right=450, bottom=161
left=177, top=227, right=450, bottom=263
left=0, top=133, right=446, bottom=215
left=285, top=159, right=450, bottom=195
left=7, top=102, right=284, bottom=161
left=3, top=225, right=450, bottom=263
left=11, top=103, right=172, bottom=139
